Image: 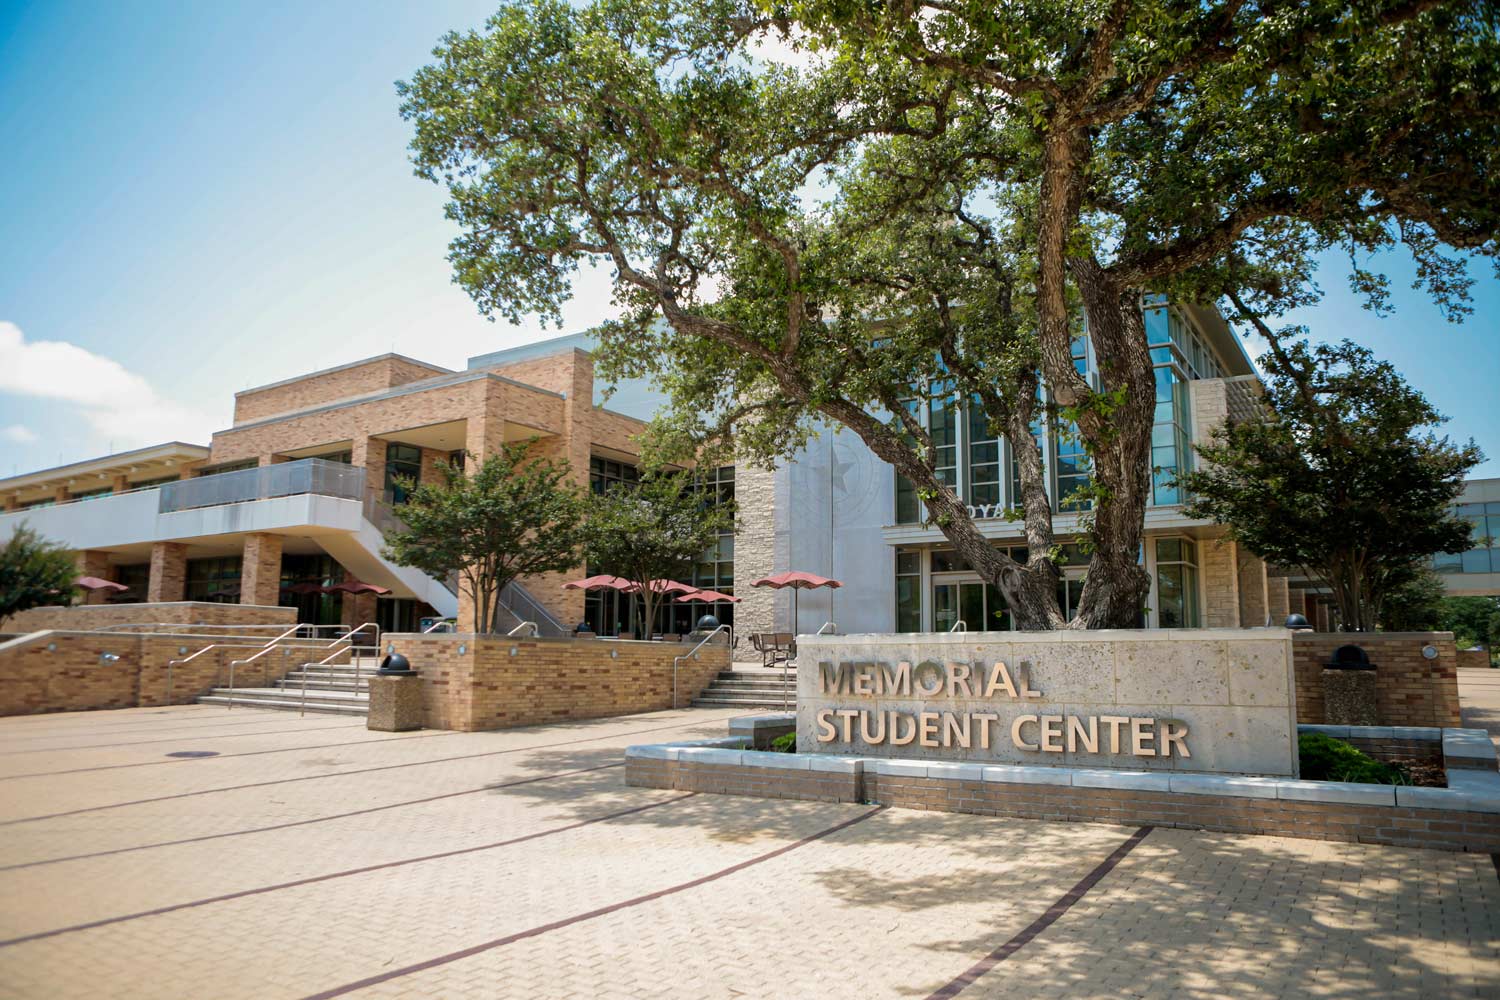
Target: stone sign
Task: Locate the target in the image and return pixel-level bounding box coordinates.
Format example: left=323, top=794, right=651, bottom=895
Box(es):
left=795, top=629, right=1299, bottom=776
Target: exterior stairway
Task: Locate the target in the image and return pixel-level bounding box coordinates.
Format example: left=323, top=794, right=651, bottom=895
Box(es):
left=196, top=656, right=380, bottom=716
left=691, top=664, right=797, bottom=709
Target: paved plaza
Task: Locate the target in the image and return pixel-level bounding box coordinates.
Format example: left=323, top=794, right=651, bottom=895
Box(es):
left=0, top=705, right=1495, bottom=999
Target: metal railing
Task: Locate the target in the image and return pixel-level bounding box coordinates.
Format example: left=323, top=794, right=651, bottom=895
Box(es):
left=949, top=619, right=968, bottom=633
left=499, top=581, right=569, bottom=637
left=297, top=622, right=381, bottom=716
left=423, top=619, right=455, bottom=633
left=816, top=621, right=839, bottom=635
left=166, top=624, right=305, bottom=706
left=507, top=621, right=540, bottom=638
left=672, top=624, right=732, bottom=710
left=159, top=459, right=364, bottom=513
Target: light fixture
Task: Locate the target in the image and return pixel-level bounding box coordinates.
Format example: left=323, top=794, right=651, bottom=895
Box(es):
left=457, top=642, right=467, bottom=655
left=1421, top=644, right=1439, bottom=660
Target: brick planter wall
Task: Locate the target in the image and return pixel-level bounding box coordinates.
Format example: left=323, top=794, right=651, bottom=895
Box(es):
left=1292, top=632, right=1460, bottom=728
left=0, top=630, right=332, bottom=715
left=1, top=601, right=296, bottom=634
left=385, top=634, right=730, bottom=732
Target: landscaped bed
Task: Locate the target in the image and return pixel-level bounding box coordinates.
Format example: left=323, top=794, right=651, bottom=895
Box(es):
left=1298, top=731, right=1446, bottom=787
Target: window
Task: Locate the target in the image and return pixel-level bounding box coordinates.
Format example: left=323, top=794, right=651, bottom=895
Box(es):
left=133, top=474, right=181, bottom=489
left=1053, top=419, right=1092, bottom=511
left=966, top=398, right=1001, bottom=509
left=895, top=549, right=921, bottom=632
left=71, top=487, right=113, bottom=501
left=1439, top=502, right=1500, bottom=574
left=19, top=497, right=55, bottom=509
left=196, top=460, right=256, bottom=476
left=1155, top=538, right=1200, bottom=628
left=384, top=444, right=422, bottom=505
left=185, top=557, right=242, bottom=602
left=589, top=456, right=639, bottom=493
left=929, top=388, right=958, bottom=492
left=113, top=563, right=148, bottom=603
left=308, top=450, right=352, bottom=465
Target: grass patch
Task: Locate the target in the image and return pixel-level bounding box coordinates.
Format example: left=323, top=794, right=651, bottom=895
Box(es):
left=1298, top=732, right=1410, bottom=785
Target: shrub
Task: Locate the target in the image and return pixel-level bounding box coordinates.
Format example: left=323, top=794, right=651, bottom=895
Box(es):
left=770, top=732, right=796, bottom=753
left=1298, top=732, right=1410, bottom=785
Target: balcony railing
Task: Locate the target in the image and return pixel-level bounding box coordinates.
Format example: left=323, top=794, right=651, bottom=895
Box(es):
left=158, top=459, right=365, bottom=513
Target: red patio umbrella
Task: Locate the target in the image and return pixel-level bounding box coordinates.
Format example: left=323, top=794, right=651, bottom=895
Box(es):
left=326, top=580, right=391, bottom=595
left=627, top=579, right=697, bottom=595
left=674, top=588, right=741, bottom=604
left=561, top=574, right=635, bottom=591
left=74, top=576, right=128, bottom=593
left=750, top=571, right=842, bottom=634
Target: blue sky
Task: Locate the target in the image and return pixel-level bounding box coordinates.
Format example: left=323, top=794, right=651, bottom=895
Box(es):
left=1, top=0, right=1496, bottom=477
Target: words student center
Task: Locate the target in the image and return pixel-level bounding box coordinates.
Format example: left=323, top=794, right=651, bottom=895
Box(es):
left=812, top=659, right=1193, bottom=758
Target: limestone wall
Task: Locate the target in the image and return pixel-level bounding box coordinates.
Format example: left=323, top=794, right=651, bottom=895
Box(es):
left=795, top=629, right=1299, bottom=776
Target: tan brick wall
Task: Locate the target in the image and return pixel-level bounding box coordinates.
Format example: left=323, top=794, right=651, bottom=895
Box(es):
left=628, top=759, right=1500, bottom=853
left=1, top=601, right=295, bottom=633
left=233, top=356, right=450, bottom=424
left=240, top=533, right=283, bottom=607
left=1266, top=575, right=1291, bottom=623
left=0, top=628, right=330, bottom=715
left=147, top=542, right=187, bottom=603
left=1458, top=649, right=1492, bottom=670
left=386, top=634, right=729, bottom=731
left=1236, top=549, right=1268, bottom=627
left=1199, top=537, right=1239, bottom=628
left=1292, top=632, right=1462, bottom=727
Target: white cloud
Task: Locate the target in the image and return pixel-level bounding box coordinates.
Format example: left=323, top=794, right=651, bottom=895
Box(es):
left=746, top=25, right=824, bottom=71
left=0, top=322, right=218, bottom=450
left=1, top=425, right=38, bottom=444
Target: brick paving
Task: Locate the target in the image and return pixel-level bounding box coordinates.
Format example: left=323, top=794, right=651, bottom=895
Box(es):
left=0, top=705, right=1496, bottom=999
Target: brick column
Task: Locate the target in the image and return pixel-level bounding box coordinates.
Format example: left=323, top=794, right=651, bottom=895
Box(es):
left=240, top=533, right=283, bottom=607
left=1236, top=549, right=1269, bottom=628
left=110, top=473, right=130, bottom=494
left=340, top=590, right=379, bottom=629
left=1200, top=537, right=1240, bottom=628
left=1266, top=575, right=1291, bottom=624
left=418, top=448, right=449, bottom=487
left=53, top=484, right=71, bottom=504
left=352, top=436, right=388, bottom=510
left=463, top=381, right=507, bottom=465
left=75, top=551, right=113, bottom=605
left=1315, top=599, right=1331, bottom=632
left=1, top=494, right=16, bottom=512
left=147, top=542, right=188, bottom=602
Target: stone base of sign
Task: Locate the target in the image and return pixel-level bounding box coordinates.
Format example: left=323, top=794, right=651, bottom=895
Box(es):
left=626, top=724, right=1500, bottom=854
left=729, top=713, right=797, bottom=749
left=368, top=674, right=423, bottom=732
left=1322, top=669, right=1379, bottom=726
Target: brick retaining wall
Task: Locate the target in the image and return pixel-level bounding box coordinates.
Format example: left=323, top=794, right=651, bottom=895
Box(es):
left=0, top=630, right=336, bottom=716
left=1292, top=632, right=1461, bottom=728
left=386, top=634, right=730, bottom=731
left=1, top=601, right=296, bottom=633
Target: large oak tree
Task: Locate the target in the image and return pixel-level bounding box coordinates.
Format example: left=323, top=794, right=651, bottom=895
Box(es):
left=400, top=0, right=1499, bottom=628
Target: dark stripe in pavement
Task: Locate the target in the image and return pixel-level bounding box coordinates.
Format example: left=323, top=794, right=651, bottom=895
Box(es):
left=299, top=804, right=889, bottom=1000
left=0, top=729, right=459, bottom=780
left=0, top=714, right=364, bottom=747
left=0, top=790, right=695, bottom=948
left=0, top=761, right=625, bottom=872
left=0, top=712, right=734, bottom=833
left=0, top=721, right=366, bottom=756
left=925, top=826, right=1153, bottom=999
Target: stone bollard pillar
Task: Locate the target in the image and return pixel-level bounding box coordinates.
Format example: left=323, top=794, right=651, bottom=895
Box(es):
left=1322, top=668, right=1378, bottom=726
left=368, top=652, right=423, bottom=732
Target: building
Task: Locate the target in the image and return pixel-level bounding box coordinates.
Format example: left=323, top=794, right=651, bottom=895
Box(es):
left=0, top=348, right=649, bottom=635
left=1435, top=477, right=1500, bottom=597
left=5, top=302, right=1482, bottom=638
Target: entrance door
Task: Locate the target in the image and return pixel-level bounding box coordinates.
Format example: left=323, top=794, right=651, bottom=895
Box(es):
left=933, top=579, right=1013, bottom=632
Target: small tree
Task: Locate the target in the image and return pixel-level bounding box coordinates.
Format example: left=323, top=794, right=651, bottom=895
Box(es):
left=584, top=473, right=734, bottom=638
left=1181, top=339, right=1480, bottom=632
left=0, top=524, right=78, bottom=619
left=1380, top=568, right=1448, bottom=633
left=383, top=443, right=586, bottom=633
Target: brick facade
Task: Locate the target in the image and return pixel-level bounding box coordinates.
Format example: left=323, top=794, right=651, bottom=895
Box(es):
left=1292, top=632, right=1462, bottom=728
left=240, top=532, right=283, bottom=607
left=385, top=633, right=729, bottom=731
left=733, top=461, right=780, bottom=638
left=0, top=627, right=330, bottom=716
left=1, top=601, right=295, bottom=633
left=233, top=354, right=451, bottom=424
left=147, top=542, right=188, bottom=602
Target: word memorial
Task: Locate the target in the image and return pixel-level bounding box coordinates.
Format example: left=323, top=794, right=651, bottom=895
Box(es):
left=814, top=659, right=1190, bottom=758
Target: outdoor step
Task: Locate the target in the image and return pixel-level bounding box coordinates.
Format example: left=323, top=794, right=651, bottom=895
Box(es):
left=691, top=697, right=791, bottom=708
left=273, top=679, right=369, bottom=693
left=196, top=687, right=369, bottom=716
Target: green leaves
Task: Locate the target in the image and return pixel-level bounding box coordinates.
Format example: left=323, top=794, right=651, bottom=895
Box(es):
left=0, top=524, right=78, bottom=619
left=381, top=442, right=587, bottom=632
left=1180, top=338, right=1482, bottom=631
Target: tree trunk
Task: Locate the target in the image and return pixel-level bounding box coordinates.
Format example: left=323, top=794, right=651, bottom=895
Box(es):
left=1067, top=259, right=1155, bottom=628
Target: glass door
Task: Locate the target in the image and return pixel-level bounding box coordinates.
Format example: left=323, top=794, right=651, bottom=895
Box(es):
left=933, top=578, right=1013, bottom=632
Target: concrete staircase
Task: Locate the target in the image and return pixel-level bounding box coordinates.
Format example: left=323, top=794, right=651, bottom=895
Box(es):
left=197, top=656, right=380, bottom=716
left=691, top=664, right=797, bottom=709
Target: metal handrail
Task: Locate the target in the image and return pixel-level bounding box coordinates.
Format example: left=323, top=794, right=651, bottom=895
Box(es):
left=296, top=623, right=380, bottom=717
left=949, top=619, right=967, bottom=633
left=97, top=622, right=345, bottom=634
left=499, top=581, right=568, bottom=636
left=816, top=621, right=838, bottom=635
left=507, top=621, right=539, bottom=638
left=671, top=624, right=731, bottom=710
left=423, top=619, right=454, bottom=633
left=167, top=624, right=303, bottom=707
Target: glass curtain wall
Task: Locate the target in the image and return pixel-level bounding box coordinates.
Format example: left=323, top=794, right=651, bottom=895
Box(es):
left=1154, top=538, right=1201, bottom=627
left=1435, top=502, right=1500, bottom=574
left=383, top=444, right=423, bottom=505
